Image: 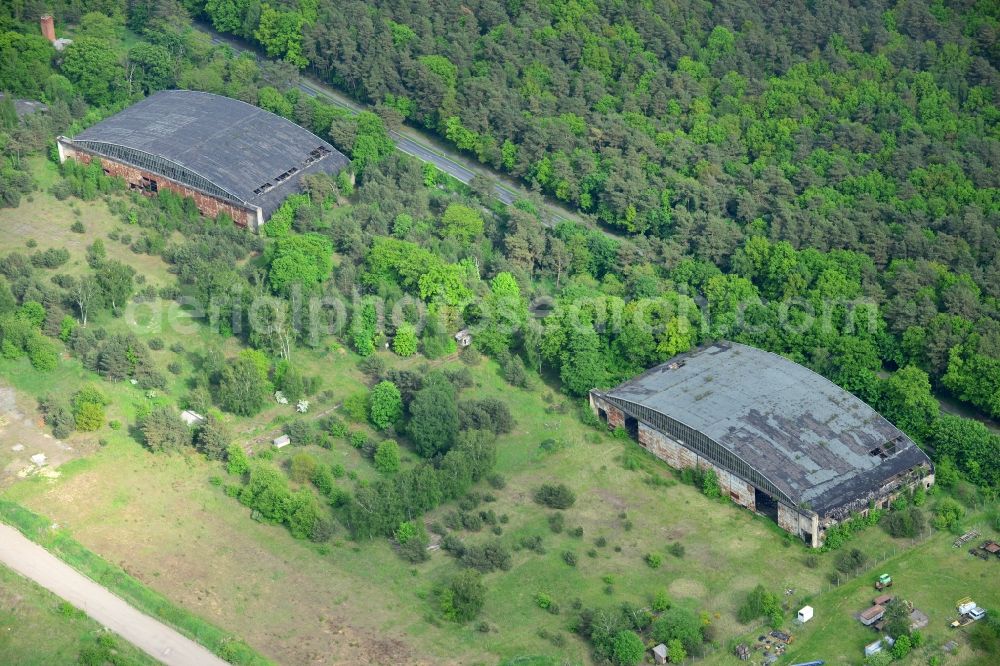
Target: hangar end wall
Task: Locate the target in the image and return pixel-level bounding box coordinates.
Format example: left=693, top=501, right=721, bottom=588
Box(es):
left=590, top=391, right=820, bottom=546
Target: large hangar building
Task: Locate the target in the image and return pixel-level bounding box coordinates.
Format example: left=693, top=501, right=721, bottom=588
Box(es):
left=57, top=90, right=349, bottom=231
left=590, top=342, right=934, bottom=547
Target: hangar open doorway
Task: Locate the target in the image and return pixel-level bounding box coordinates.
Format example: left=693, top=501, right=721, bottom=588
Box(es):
left=755, top=487, right=779, bottom=523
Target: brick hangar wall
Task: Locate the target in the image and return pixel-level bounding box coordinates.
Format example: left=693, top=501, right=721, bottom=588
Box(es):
left=62, top=145, right=256, bottom=228
left=636, top=422, right=757, bottom=511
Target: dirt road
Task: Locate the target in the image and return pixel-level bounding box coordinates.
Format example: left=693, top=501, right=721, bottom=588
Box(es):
left=0, top=523, right=228, bottom=666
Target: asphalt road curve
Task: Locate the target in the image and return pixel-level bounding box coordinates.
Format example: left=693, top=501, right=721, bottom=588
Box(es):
left=206, top=28, right=555, bottom=220
left=0, top=523, right=228, bottom=666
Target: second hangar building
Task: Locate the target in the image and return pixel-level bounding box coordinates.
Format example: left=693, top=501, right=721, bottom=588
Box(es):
left=57, top=90, right=349, bottom=232
left=590, top=342, right=934, bottom=547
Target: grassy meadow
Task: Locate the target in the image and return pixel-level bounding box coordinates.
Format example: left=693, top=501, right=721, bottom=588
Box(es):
left=0, top=563, right=156, bottom=666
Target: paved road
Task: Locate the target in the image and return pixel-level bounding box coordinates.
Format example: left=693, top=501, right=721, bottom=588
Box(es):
left=0, top=523, right=228, bottom=666
left=203, top=26, right=573, bottom=227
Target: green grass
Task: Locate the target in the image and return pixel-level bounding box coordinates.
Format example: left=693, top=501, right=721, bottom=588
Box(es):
left=4, top=338, right=999, bottom=664
left=0, top=563, right=156, bottom=666
left=0, top=499, right=271, bottom=665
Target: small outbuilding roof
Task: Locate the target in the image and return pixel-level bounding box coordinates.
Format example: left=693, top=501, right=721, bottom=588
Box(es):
left=860, top=605, right=886, bottom=621
left=272, top=434, right=291, bottom=448
left=0, top=93, right=47, bottom=117
left=68, top=90, right=349, bottom=218
left=180, top=410, right=206, bottom=426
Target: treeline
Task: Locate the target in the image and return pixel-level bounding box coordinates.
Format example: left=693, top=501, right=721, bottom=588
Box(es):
left=190, top=0, right=997, bottom=281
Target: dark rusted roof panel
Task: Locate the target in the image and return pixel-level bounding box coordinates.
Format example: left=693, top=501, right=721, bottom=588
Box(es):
left=73, top=90, right=349, bottom=217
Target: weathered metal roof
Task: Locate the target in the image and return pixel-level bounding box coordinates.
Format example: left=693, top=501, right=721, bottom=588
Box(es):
left=604, top=342, right=931, bottom=515
left=72, top=90, right=348, bottom=218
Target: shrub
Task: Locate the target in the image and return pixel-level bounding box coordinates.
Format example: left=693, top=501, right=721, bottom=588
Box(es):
left=834, top=547, right=870, bottom=574
left=652, top=590, right=671, bottom=612
left=933, top=498, right=965, bottom=530
left=374, top=439, right=401, bottom=473
left=548, top=512, right=565, bottom=533
left=395, top=521, right=419, bottom=544
left=595, top=536, right=608, bottom=548
left=652, top=607, right=703, bottom=654
left=645, top=553, right=663, bottom=569
left=737, top=584, right=782, bottom=625
left=535, top=592, right=554, bottom=610
left=562, top=551, right=577, bottom=566
left=519, top=535, right=545, bottom=554
left=167, top=361, right=182, bottom=374
left=392, top=322, right=418, bottom=357
left=442, top=534, right=466, bottom=557
left=883, top=506, right=926, bottom=538
left=73, top=402, right=105, bottom=432
left=533, top=483, right=576, bottom=509
left=226, top=444, right=250, bottom=476
left=310, top=464, right=335, bottom=496
left=147, top=337, right=164, bottom=350
left=194, top=418, right=230, bottom=461
left=27, top=336, right=58, bottom=371
left=328, top=417, right=348, bottom=438
left=30, top=247, right=70, bottom=269
left=461, top=540, right=511, bottom=572
left=890, top=634, right=911, bottom=659
left=668, top=542, right=685, bottom=558
left=70, top=221, right=85, bottom=233
left=486, top=473, right=506, bottom=489
left=369, top=381, right=402, bottom=430
left=39, top=395, right=75, bottom=438
left=289, top=452, right=319, bottom=483
left=140, top=406, right=192, bottom=452
left=461, top=512, right=483, bottom=532
left=439, top=570, right=485, bottom=622
left=343, top=391, right=369, bottom=422
left=701, top=468, right=721, bottom=498
left=611, top=630, right=645, bottom=666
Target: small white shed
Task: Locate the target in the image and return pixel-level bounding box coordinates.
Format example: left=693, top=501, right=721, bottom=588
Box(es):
left=454, top=329, right=472, bottom=347
left=272, top=434, right=291, bottom=449
left=651, top=643, right=667, bottom=665
left=958, top=600, right=977, bottom=615
left=180, top=410, right=206, bottom=427
left=797, top=605, right=814, bottom=623
left=864, top=639, right=883, bottom=657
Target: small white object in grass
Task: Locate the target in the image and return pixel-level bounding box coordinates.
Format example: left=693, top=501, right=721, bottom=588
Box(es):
left=296, top=400, right=309, bottom=413
left=11, top=443, right=24, bottom=452
left=30, top=453, right=47, bottom=466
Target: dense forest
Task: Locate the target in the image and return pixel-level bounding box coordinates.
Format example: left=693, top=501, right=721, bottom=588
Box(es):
left=1, top=0, right=998, bottom=492
left=187, top=0, right=1000, bottom=420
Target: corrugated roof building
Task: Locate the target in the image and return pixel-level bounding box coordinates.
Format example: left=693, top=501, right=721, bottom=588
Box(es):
left=590, top=341, right=934, bottom=547
left=57, top=90, right=349, bottom=231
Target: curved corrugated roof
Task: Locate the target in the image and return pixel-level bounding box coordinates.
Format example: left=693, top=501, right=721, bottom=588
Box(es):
left=603, top=341, right=932, bottom=515
left=71, top=90, right=349, bottom=217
